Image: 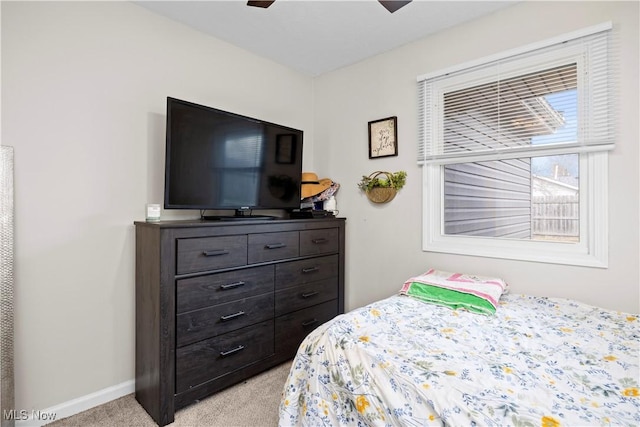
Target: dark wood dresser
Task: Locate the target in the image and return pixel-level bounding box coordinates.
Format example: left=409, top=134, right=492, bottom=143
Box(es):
left=134, top=217, right=345, bottom=426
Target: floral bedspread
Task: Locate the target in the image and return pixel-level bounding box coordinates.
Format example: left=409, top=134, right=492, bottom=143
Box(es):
left=279, top=294, right=639, bottom=426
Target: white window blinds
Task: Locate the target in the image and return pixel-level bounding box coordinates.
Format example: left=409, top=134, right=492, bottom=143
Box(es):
left=417, top=23, right=615, bottom=165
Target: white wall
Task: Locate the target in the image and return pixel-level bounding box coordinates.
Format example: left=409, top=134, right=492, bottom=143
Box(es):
left=1, top=1, right=314, bottom=414
left=2, top=0, right=638, bottom=419
left=313, top=1, right=639, bottom=313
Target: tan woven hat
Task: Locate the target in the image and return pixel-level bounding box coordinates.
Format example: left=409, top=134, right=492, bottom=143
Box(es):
left=301, top=172, right=332, bottom=199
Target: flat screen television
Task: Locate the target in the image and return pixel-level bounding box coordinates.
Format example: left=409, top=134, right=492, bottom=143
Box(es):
left=164, top=97, right=303, bottom=219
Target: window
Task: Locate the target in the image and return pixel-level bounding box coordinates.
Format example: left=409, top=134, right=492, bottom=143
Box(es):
left=417, top=23, right=615, bottom=267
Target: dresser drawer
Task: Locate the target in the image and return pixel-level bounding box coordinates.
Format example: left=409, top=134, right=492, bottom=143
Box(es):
left=176, top=320, right=274, bottom=394
left=177, top=265, right=274, bottom=314
left=300, top=228, right=339, bottom=256
left=177, top=235, right=247, bottom=275
left=176, top=293, right=274, bottom=347
left=275, top=278, right=338, bottom=317
left=248, top=231, right=299, bottom=264
left=275, top=254, right=338, bottom=290
left=275, top=300, right=338, bottom=357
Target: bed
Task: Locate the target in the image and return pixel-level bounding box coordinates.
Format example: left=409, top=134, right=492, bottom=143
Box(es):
left=279, top=269, right=639, bottom=426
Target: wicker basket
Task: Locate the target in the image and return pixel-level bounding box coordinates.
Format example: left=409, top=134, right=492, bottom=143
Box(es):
left=365, top=171, right=397, bottom=204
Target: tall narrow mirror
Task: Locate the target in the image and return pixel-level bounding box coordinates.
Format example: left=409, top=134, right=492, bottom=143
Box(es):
left=1, top=146, right=15, bottom=427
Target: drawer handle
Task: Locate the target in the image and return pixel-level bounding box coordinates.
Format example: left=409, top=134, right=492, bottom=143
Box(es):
left=203, top=249, right=229, bottom=257
left=302, top=318, right=319, bottom=327
left=265, top=243, right=286, bottom=249
left=302, top=267, right=319, bottom=274
left=220, top=311, right=246, bottom=321
left=312, top=238, right=328, bottom=244
left=220, top=281, right=245, bottom=290
left=301, top=291, right=319, bottom=299
left=220, top=345, right=245, bottom=357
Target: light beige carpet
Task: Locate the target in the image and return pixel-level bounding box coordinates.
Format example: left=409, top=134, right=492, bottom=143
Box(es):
left=46, top=362, right=292, bottom=427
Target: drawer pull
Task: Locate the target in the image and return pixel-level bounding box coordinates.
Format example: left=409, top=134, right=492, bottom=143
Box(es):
left=202, top=249, right=229, bottom=257
left=220, top=311, right=246, bottom=321
left=220, top=281, right=245, bottom=290
left=301, top=291, right=319, bottom=299
left=220, top=345, right=245, bottom=357
left=302, top=267, right=319, bottom=274
left=265, top=243, right=286, bottom=249
left=312, top=238, right=328, bottom=244
left=302, top=318, right=319, bottom=327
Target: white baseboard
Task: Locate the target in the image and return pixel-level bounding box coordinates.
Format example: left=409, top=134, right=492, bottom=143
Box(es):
left=15, top=379, right=135, bottom=427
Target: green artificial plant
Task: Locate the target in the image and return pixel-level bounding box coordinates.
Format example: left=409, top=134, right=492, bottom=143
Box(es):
left=357, top=171, right=407, bottom=192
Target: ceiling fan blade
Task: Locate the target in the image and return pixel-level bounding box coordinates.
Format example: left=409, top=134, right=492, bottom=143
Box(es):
left=247, top=1, right=275, bottom=8
left=378, top=0, right=412, bottom=13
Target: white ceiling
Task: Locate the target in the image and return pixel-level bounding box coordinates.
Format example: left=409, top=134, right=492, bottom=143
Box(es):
left=135, top=0, right=518, bottom=76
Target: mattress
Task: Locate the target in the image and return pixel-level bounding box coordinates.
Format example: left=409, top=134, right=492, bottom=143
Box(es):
left=279, top=293, right=639, bottom=426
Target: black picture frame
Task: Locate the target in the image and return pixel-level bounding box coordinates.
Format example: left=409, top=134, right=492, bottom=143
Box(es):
left=368, top=116, right=398, bottom=159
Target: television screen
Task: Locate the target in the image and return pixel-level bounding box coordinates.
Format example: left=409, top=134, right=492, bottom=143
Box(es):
left=164, top=98, right=303, bottom=215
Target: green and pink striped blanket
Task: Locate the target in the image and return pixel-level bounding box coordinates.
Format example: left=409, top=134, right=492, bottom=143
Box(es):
left=400, top=268, right=508, bottom=315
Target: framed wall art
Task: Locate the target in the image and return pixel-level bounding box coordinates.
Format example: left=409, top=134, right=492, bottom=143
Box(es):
left=368, top=116, right=398, bottom=159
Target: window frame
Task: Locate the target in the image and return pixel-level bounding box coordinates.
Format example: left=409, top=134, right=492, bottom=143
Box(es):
left=419, top=24, right=612, bottom=268
left=422, top=152, right=608, bottom=268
